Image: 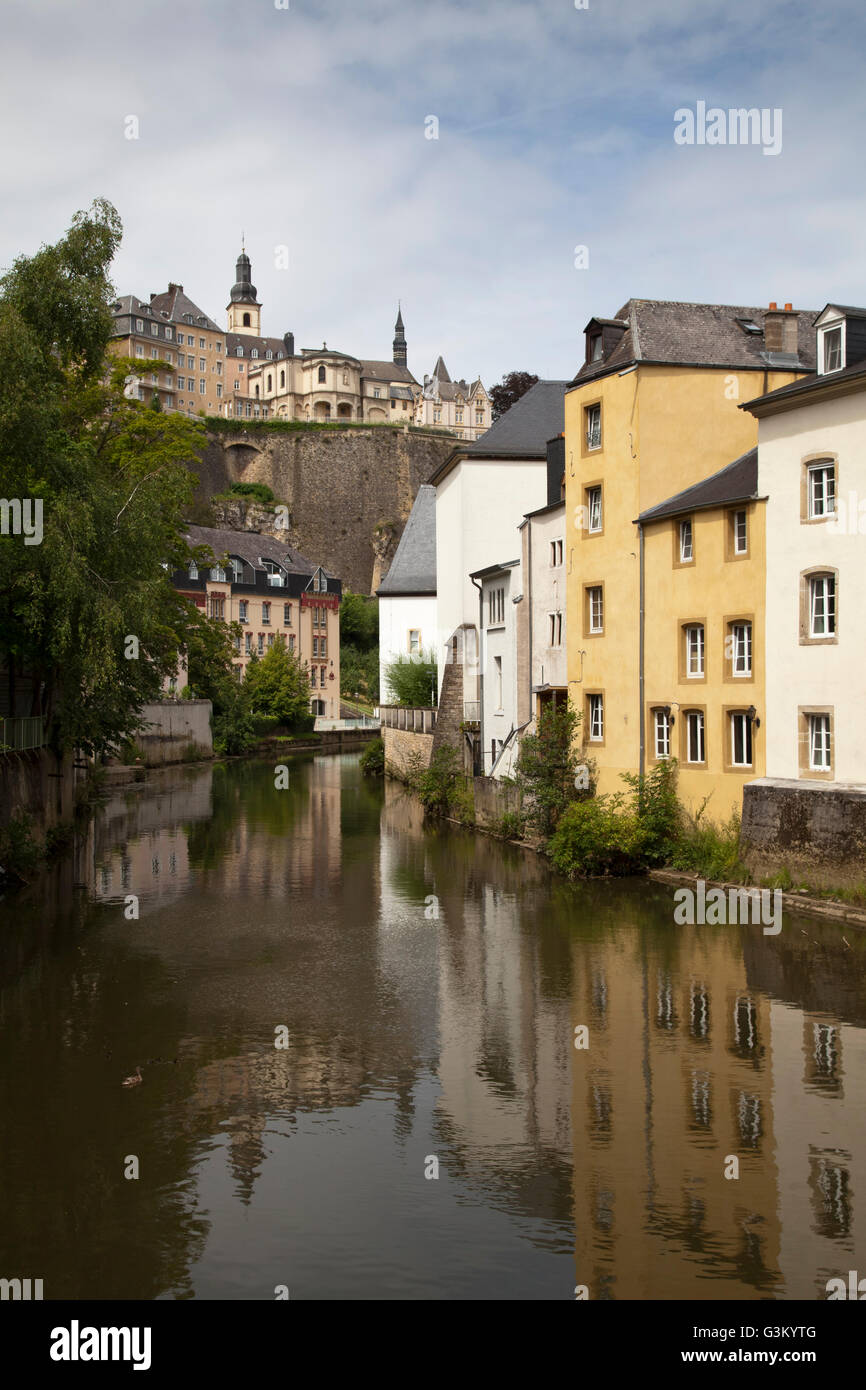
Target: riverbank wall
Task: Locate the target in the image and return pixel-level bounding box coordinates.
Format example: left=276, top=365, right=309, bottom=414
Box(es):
left=740, top=778, right=866, bottom=891
left=137, top=699, right=213, bottom=766
left=0, top=747, right=80, bottom=840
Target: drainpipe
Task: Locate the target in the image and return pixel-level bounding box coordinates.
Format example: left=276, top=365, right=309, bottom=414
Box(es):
left=527, top=520, right=533, bottom=722
left=638, top=520, right=645, bottom=779
left=470, top=575, right=484, bottom=774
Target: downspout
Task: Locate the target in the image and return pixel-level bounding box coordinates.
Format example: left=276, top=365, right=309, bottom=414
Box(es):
left=470, top=575, right=484, bottom=774
left=527, top=521, right=533, bottom=719
left=638, top=520, right=645, bottom=779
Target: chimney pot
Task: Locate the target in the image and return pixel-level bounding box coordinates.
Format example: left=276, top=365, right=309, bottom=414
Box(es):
left=768, top=301, right=777, bottom=310
left=784, top=302, right=793, bottom=311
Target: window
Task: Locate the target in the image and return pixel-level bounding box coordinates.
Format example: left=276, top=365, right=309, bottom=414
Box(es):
left=251, top=348, right=259, bottom=359
left=809, top=713, right=831, bottom=770
left=820, top=325, right=843, bottom=374
left=211, top=565, right=226, bottom=581
left=433, top=407, right=441, bottom=422
left=244, top=632, right=252, bottom=656
left=494, top=655, right=503, bottom=709
left=550, top=539, right=563, bottom=566
left=548, top=612, right=562, bottom=646
left=216, top=342, right=222, bottom=353
left=177, top=375, right=185, bottom=390
left=284, top=604, right=292, bottom=626
left=685, top=710, right=705, bottom=764
left=165, top=327, right=173, bottom=340
left=589, top=332, right=603, bottom=362
left=199, top=338, right=205, bottom=349
left=198, top=379, right=205, bottom=394
left=733, top=509, right=748, bottom=554
left=288, top=634, right=295, bottom=653
left=177, top=333, right=184, bottom=345
left=217, top=384, right=222, bottom=399
left=257, top=633, right=264, bottom=655
left=587, top=585, right=603, bottom=634
left=342, top=370, right=348, bottom=385
left=187, top=355, right=194, bottom=368
left=679, top=519, right=693, bottom=562
left=809, top=574, right=836, bottom=637
left=188, top=562, right=198, bottom=580
left=165, top=352, right=174, bottom=365
left=588, top=693, right=604, bottom=742
left=586, top=486, right=602, bottom=533
left=730, top=712, right=753, bottom=768
left=729, top=621, right=752, bottom=677
left=320, top=637, right=327, bottom=659
left=151, top=323, right=158, bottom=336
left=207, top=593, right=225, bottom=620
left=261, top=602, right=271, bottom=625
left=136, top=318, right=144, bottom=332
left=488, top=587, right=505, bottom=625
left=685, top=624, right=704, bottom=677
left=239, top=600, right=248, bottom=622
left=267, top=375, right=272, bottom=393
left=456, top=409, right=463, bottom=423
left=408, top=628, right=420, bottom=654
left=318, top=365, right=326, bottom=383
left=237, top=346, right=244, bottom=357
left=268, top=633, right=275, bottom=649
left=808, top=462, right=836, bottom=518
left=310, top=665, right=318, bottom=688
left=280, top=370, right=286, bottom=389
left=151, top=347, right=158, bottom=359
left=654, top=709, right=671, bottom=760
left=585, top=403, right=601, bottom=450
left=135, top=345, right=144, bottom=358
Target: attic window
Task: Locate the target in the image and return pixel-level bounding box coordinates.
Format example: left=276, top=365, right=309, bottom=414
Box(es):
left=818, top=323, right=844, bottom=374
left=736, top=317, right=762, bottom=335
left=589, top=333, right=603, bottom=362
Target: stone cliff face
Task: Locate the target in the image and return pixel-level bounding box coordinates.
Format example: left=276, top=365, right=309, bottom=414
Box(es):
left=193, top=426, right=453, bottom=593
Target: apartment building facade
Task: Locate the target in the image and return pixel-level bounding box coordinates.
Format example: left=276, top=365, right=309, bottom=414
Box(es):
left=110, top=285, right=227, bottom=415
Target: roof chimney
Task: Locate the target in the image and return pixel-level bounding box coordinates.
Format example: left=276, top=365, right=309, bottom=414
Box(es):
left=768, top=301, right=777, bottom=311
left=764, top=303, right=798, bottom=355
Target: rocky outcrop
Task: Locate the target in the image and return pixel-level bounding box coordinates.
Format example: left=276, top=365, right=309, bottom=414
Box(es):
left=192, top=425, right=455, bottom=593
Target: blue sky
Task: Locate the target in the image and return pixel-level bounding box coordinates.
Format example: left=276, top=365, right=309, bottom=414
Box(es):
left=3, top=0, right=865, bottom=384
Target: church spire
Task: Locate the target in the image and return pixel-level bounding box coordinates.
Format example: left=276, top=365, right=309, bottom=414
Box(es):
left=392, top=303, right=407, bottom=366
left=226, top=247, right=262, bottom=335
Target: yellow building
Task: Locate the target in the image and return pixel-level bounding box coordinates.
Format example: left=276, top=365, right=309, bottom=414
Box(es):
left=638, top=450, right=765, bottom=817
left=565, top=300, right=813, bottom=808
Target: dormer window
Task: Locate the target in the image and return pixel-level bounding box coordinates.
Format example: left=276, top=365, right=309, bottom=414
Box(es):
left=589, top=332, right=603, bottom=362
left=820, top=324, right=843, bottom=374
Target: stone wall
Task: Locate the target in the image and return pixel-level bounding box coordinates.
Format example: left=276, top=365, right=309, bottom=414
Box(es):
left=473, top=776, right=522, bottom=830
left=740, top=778, right=866, bottom=889
left=193, top=425, right=456, bottom=594
left=0, top=748, right=79, bottom=839
left=138, top=700, right=213, bottom=766
left=384, top=727, right=434, bottom=780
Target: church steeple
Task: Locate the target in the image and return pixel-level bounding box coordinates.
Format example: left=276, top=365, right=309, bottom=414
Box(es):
left=226, top=248, right=262, bottom=335
left=392, top=304, right=407, bottom=366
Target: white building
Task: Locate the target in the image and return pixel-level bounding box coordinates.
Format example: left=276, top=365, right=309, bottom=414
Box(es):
left=745, top=303, right=866, bottom=783
left=518, top=436, right=567, bottom=729
left=430, top=381, right=568, bottom=722
left=472, top=560, right=521, bottom=776
left=415, top=356, right=490, bottom=440
left=376, top=484, right=437, bottom=703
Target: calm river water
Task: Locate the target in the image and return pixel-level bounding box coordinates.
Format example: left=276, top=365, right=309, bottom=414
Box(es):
left=1, top=752, right=864, bottom=1300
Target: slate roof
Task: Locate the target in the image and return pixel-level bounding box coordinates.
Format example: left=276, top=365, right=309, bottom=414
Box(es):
left=572, top=300, right=817, bottom=385
left=461, top=380, right=568, bottom=457
left=637, top=449, right=758, bottom=524
left=742, top=358, right=866, bottom=413
left=376, top=485, right=436, bottom=596
left=360, top=359, right=418, bottom=385
left=148, top=286, right=222, bottom=334
left=184, top=524, right=329, bottom=578
left=226, top=332, right=290, bottom=360
left=432, top=356, right=451, bottom=383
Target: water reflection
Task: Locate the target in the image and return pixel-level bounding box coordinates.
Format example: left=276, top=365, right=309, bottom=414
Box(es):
left=0, top=754, right=864, bottom=1300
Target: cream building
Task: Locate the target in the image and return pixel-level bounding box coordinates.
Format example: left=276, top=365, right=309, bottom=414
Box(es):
left=110, top=285, right=228, bottom=415
left=415, top=356, right=490, bottom=439
left=743, top=303, right=866, bottom=783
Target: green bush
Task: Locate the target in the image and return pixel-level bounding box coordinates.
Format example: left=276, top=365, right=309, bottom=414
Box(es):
left=620, top=759, right=681, bottom=865
left=548, top=794, right=647, bottom=877
left=669, top=807, right=747, bottom=881
left=225, top=481, right=275, bottom=506
left=493, top=810, right=524, bottom=840
left=515, top=700, right=592, bottom=839
left=383, top=652, right=437, bottom=707
left=0, top=814, right=41, bottom=881
left=415, top=746, right=467, bottom=818
left=360, top=737, right=385, bottom=777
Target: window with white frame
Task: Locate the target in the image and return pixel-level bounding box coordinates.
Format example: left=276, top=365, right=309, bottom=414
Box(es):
left=238, top=600, right=248, bottom=622
left=408, top=628, right=420, bottom=654
left=820, top=324, right=843, bottom=374
left=284, top=604, right=292, bottom=626
left=136, top=318, right=144, bottom=332
left=808, top=462, right=836, bottom=518
left=585, top=403, right=601, bottom=450
left=809, top=713, right=831, bottom=770
left=733, top=509, right=748, bottom=554
left=685, top=710, right=705, bottom=764
left=654, top=709, right=671, bottom=759
left=809, top=574, right=836, bottom=637
left=685, top=624, right=705, bottom=677
left=548, top=612, right=562, bottom=647
left=587, top=486, right=602, bottom=533
left=730, top=712, right=753, bottom=767
left=679, top=519, right=693, bottom=562
left=245, top=632, right=252, bottom=655
left=588, top=586, right=603, bottom=633
left=488, top=587, right=505, bottom=625
left=550, top=539, right=563, bottom=566
left=730, top=621, right=752, bottom=677
left=588, top=693, right=604, bottom=742
left=494, top=655, right=503, bottom=709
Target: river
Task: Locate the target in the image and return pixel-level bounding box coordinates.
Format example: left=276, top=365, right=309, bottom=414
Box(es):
left=1, top=752, right=864, bottom=1300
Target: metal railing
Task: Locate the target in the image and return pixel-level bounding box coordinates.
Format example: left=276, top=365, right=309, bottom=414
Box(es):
left=380, top=705, right=438, bottom=734
left=0, top=716, right=46, bottom=753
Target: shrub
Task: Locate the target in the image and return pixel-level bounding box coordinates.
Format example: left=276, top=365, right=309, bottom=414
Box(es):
left=493, top=810, right=524, bottom=840
left=515, top=700, right=592, bottom=839
left=620, top=759, right=680, bottom=865
left=669, top=807, right=747, bottom=882
left=0, top=813, right=40, bottom=881
left=227, top=481, right=275, bottom=506
left=415, top=746, right=466, bottom=818
left=384, top=652, right=437, bottom=707
left=360, top=737, right=385, bottom=777
left=548, top=794, right=647, bottom=878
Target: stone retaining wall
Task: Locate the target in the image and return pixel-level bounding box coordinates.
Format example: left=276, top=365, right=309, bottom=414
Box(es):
left=740, top=778, right=866, bottom=889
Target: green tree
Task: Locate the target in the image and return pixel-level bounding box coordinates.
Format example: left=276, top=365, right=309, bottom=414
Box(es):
left=488, top=370, right=539, bottom=422
left=383, top=652, right=437, bottom=706
left=340, top=591, right=378, bottom=649
left=514, top=700, right=592, bottom=840
left=243, top=640, right=310, bottom=725
left=0, top=199, right=207, bottom=755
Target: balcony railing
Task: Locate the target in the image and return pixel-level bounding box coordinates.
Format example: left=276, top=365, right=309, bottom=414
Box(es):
left=0, top=716, right=46, bottom=753
left=380, top=705, right=438, bottom=734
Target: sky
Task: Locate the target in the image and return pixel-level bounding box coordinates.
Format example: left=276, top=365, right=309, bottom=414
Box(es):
left=3, top=0, right=865, bottom=385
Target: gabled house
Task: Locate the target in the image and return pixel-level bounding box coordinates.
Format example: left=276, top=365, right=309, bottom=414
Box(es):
left=376, top=483, right=437, bottom=703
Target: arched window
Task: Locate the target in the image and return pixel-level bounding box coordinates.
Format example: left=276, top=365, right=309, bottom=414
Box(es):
left=255, top=384, right=260, bottom=398
left=343, top=370, right=348, bottom=385
left=266, top=350, right=273, bottom=360
left=251, top=348, right=258, bottom=359
left=280, top=369, right=285, bottom=389
left=188, top=562, right=198, bottom=580
left=267, top=374, right=272, bottom=392
left=237, top=346, right=244, bottom=357
left=243, top=312, right=251, bottom=327
left=318, top=365, right=326, bottom=383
